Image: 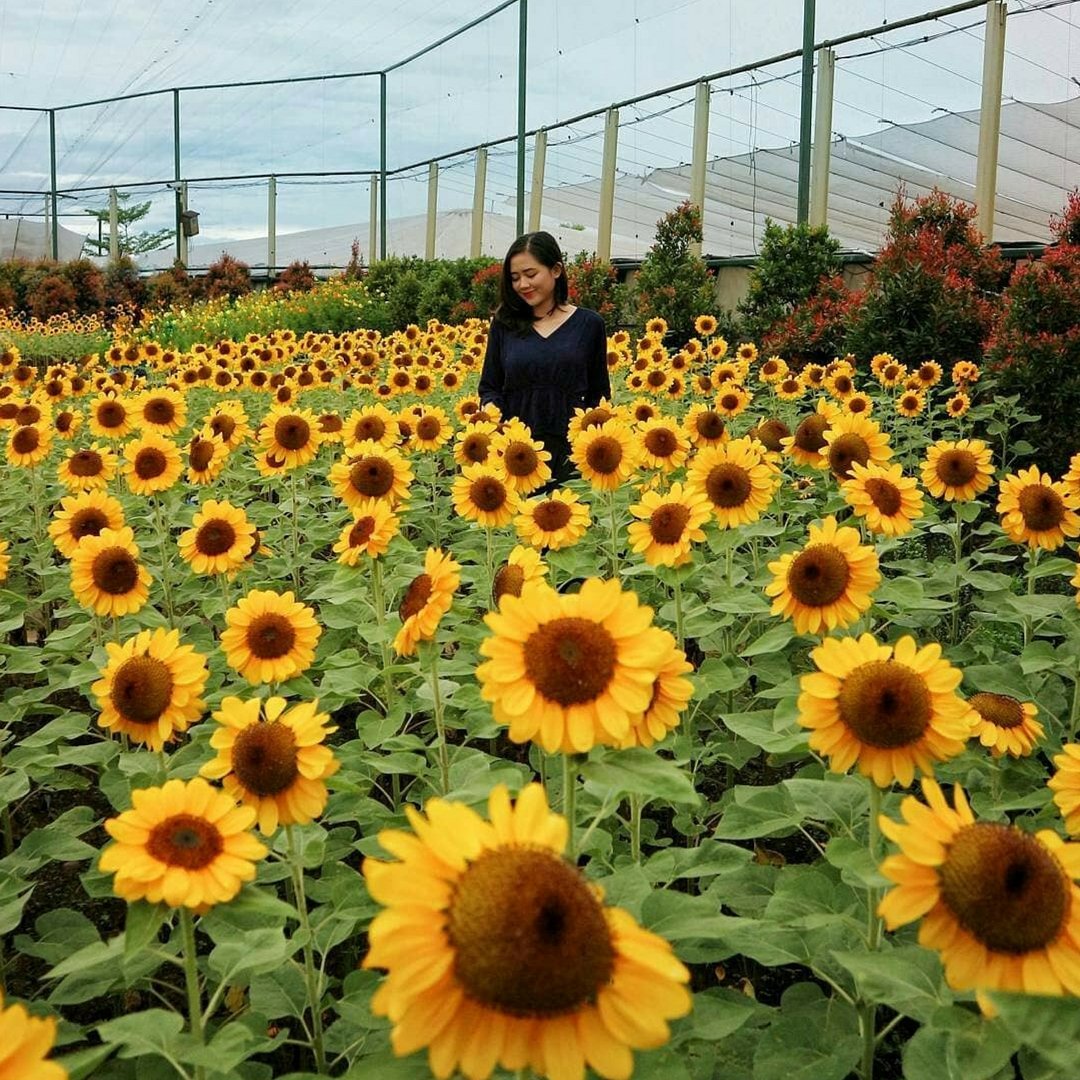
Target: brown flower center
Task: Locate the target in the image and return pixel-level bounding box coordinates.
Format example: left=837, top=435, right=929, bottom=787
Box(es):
left=469, top=476, right=508, bottom=513
left=416, top=416, right=442, bottom=441
left=939, top=823, right=1069, bottom=953
left=231, top=721, right=299, bottom=796
left=644, top=428, right=678, bottom=458
left=349, top=456, right=394, bottom=498
left=579, top=408, right=611, bottom=429
left=493, top=563, right=526, bottom=602
left=646, top=369, right=667, bottom=388
left=110, top=655, right=174, bottom=723
left=787, top=543, right=851, bottom=608
left=1017, top=484, right=1065, bottom=532
left=11, top=426, right=39, bottom=454
left=461, top=433, right=490, bottom=464
left=705, top=463, right=752, bottom=509
left=195, top=519, right=237, bottom=556
left=69, top=449, right=104, bottom=477
left=794, top=414, right=828, bottom=454
left=693, top=411, right=725, bottom=441
left=16, top=404, right=42, bottom=425
left=585, top=436, right=623, bottom=475
left=348, top=516, right=377, bottom=547
left=246, top=613, right=297, bottom=659
left=523, top=617, right=617, bottom=706
left=533, top=500, right=572, bottom=532
left=189, top=439, right=215, bottom=472
left=936, top=449, right=978, bottom=487
left=144, top=398, right=176, bottom=425
left=210, top=414, right=237, bottom=440
left=399, top=573, right=433, bottom=620
left=634, top=404, right=656, bottom=422
left=504, top=441, right=538, bottom=476
left=827, top=433, right=870, bottom=480
left=969, top=692, right=1025, bottom=730
left=70, top=508, right=109, bottom=540
left=97, top=401, right=126, bottom=428
left=837, top=660, right=932, bottom=748
left=56, top=411, right=74, bottom=432
left=134, top=448, right=168, bottom=481
left=863, top=477, right=902, bottom=517
left=91, top=548, right=139, bottom=594
left=719, top=392, right=742, bottom=412
left=147, top=814, right=223, bottom=870
left=274, top=416, right=311, bottom=451
left=752, top=419, right=789, bottom=452
left=448, top=847, right=615, bottom=1017
left=649, top=503, right=691, bottom=544
left=319, top=413, right=342, bottom=433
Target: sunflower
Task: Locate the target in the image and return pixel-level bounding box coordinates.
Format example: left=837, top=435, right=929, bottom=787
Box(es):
left=1063, top=451, right=1080, bottom=502
left=967, top=692, right=1042, bottom=758
left=53, top=408, right=81, bottom=440
left=70, top=526, right=152, bottom=617
left=332, top=499, right=400, bottom=565
left=878, top=778, right=1080, bottom=1001
left=451, top=464, right=521, bottom=528
left=186, top=429, right=229, bottom=485
left=392, top=548, right=460, bottom=656
left=747, top=418, right=790, bottom=454
left=567, top=399, right=625, bottom=440
left=821, top=412, right=892, bottom=480
left=122, top=431, right=183, bottom=496
left=330, top=441, right=413, bottom=509
left=686, top=437, right=779, bottom=529
left=200, top=696, right=339, bottom=835
left=0, top=991, right=65, bottom=1080
left=493, top=427, right=552, bottom=494
left=841, top=461, right=924, bottom=537
left=5, top=423, right=52, bottom=468
left=922, top=439, right=995, bottom=502
left=477, top=578, right=663, bottom=752
left=841, top=391, right=873, bottom=417
left=617, top=629, right=694, bottom=749
left=258, top=406, right=323, bottom=470
left=204, top=401, right=252, bottom=450
left=92, top=628, right=209, bottom=750
left=571, top=420, right=640, bottom=492
left=48, top=490, right=125, bottom=558
left=951, top=360, right=980, bottom=386
left=895, top=389, right=926, bottom=418
left=99, top=777, right=268, bottom=909
left=453, top=420, right=498, bottom=468
left=1049, top=744, right=1080, bottom=833
left=766, top=515, right=880, bottom=635
left=774, top=376, right=805, bottom=402
left=138, top=388, right=187, bottom=434
left=781, top=400, right=834, bottom=469
left=758, top=355, right=788, bottom=384
left=877, top=360, right=908, bottom=389
left=996, top=465, right=1080, bottom=551
left=362, top=782, right=690, bottom=1080
left=635, top=417, right=690, bottom=473
left=514, top=489, right=591, bottom=551
left=735, top=342, right=758, bottom=365
left=683, top=404, right=728, bottom=449
left=627, top=482, right=711, bottom=567
left=801, top=363, right=827, bottom=389
left=714, top=383, right=753, bottom=418
left=88, top=393, right=133, bottom=439
left=342, top=404, right=399, bottom=449
left=492, top=545, right=548, bottom=604
left=178, top=499, right=257, bottom=576
left=221, top=589, right=322, bottom=685
left=914, top=360, right=944, bottom=388
left=629, top=397, right=659, bottom=425
left=825, top=370, right=856, bottom=402
left=645, top=315, right=669, bottom=336
left=798, top=634, right=974, bottom=786
left=694, top=313, right=718, bottom=337
left=706, top=336, right=729, bottom=361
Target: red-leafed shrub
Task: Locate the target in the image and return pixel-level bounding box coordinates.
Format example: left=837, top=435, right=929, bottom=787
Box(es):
left=202, top=253, right=252, bottom=301
left=566, top=253, right=619, bottom=332
left=469, top=262, right=502, bottom=319
left=761, top=273, right=856, bottom=369
left=274, top=260, right=317, bottom=293
left=26, top=273, right=78, bottom=320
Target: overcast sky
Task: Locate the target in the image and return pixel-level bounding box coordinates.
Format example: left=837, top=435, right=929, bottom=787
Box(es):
left=1, top=0, right=1078, bottom=253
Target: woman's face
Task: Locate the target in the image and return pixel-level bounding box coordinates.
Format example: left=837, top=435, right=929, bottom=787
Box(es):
left=509, top=251, right=561, bottom=312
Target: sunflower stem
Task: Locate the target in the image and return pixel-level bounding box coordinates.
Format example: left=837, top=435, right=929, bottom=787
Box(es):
left=860, top=781, right=883, bottom=1080
left=485, top=528, right=496, bottom=601
left=672, top=570, right=685, bottom=652
left=430, top=457, right=442, bottom=548
left=563, top=753, right=579, bottom=862
left=1024, top=547, right=1041, bottom=647
left=152, top=497, right=177, bottom=629
left=607, top=491, right=620, bottom=579
left=949, top=503, right=963, bottom=646
left=179, top=907, right=206, bottom=1080
left=426, top=641, right=451, bottom=796
left=1070, top=673, right=1080, bottom=743
left=369, top=557, right=395, bottom=711
left=218, top=572, right=232, bottom=618
left=286, top=825, right=327, bottom=1075
left=628, top=792, right=643, bottom=864
left=289, top=469, right=302, bottom=595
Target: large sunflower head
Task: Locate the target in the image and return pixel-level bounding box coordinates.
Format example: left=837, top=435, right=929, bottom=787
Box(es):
left=714, top=383, right=753, bottom=418
left=332, top=498, right=400, bottom=565
left=968, top=691, right=1042, bottom=758
left=220, top=589, right=323, bottom=685
left=765, top=515, right=881, bottom=635
left=122, top=431, right=183, bottom=496
left=451, top=463, right=521, bottom=529
left=5, top=423, right=52, bottom=468
left=821, top=412, right=892, bottom=481
left=570, top=420, right=640, bottom=492
left=330, top=440, right=413, bottom=508
left=89, top=393, right=133, bottom=439
left=684, top=403, right=729, bottom=448
left=841, top=461, right=924, bottom=537
left=362, top=783, right=690, bottom=1080
left=186, top=429, right=229, bottom=485
left=91, top=627, right=209, bottom=750
left=258, top=405, right=323, bottom=470
left=567, top=398, right=625, bottom=440
left=204, top=401, right=251, bottom=450
left=453, top=419, right=498, bottom=468
left=922, top=439, right=995, bottom=502
left=48, top=489, right=125, bottom=559
left=781, top=399, right=835, bottom=469
left=200, top=696, right=339, bottom=835
left=513, top=489, right=591, bottom=551
left=70, top=525, right=152, bottom=618
left=392, top=547, right=461, bottom=656
left=996, top=465, right=1080, bottom=551
left=138, top=388, right=187, bottom=434
left=686, top=436, right=779, bottom=529
left=878, top=778, right=1080, bottom=1001
left=178, top=499, right=258, bottom=576
left=492, top=544, right=548, bottom=605
left=411, top=405, right=453, bottom=453
left=477, top=578, right=664, bottom=752
left=492, top=425, right=552, bottom=494
left=627, top=482, right=711, bottom=567
left=798, top=634, right=976, bottom=786
left=636, top=416, right=690, bottom=473
left=99, top=778, right=268, bottom=909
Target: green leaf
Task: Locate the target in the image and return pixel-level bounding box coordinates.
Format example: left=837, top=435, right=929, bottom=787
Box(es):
left=671, top=987, right=770, bottom=1046
left=988, top=992, right=1080, bottom=1070
left=208, top=927, right=297, bottom=985
left=721, top=709, right=805, bottom=754
left=124, top=901, right=169, bottom=959
left=741, top=623, right=794, bottom=657
left=902, top=1004, right=1018, bottom=1080
left=832, top=946, right=952, bottom=1023
left=643, top=841, right=752, bottom=885
left=96, top=1008, right=185, bottom=1058
left=53, top=1045, right=116, bottom=1080
left=581, top=747, right=702, bottom=806
left=713, top=785, right=801, bottom=840
left=753, top=983, right=861, bottom=1080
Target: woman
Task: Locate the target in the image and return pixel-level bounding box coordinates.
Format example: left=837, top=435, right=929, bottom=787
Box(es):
left=478, top=231, right=611, bottom=486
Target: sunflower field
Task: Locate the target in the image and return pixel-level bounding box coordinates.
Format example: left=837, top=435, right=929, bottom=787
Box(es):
left=1, top=314, right=1080, bottom=1080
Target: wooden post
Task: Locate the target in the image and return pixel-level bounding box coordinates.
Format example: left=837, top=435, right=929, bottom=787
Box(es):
left=267, top=176, right=277, bottom=275
left=471, top=147, right=488, bottom=258
left=690, top=81, right=710, bottom=257
left=809, top=48, right=835, bottom=228
left=975, top=1, right=1007, bottom=243
left=597, top=108, right=619, bottom=263
left=528, top=129, right=547, bottom=233
left=426, top=162, right=439, bottom=259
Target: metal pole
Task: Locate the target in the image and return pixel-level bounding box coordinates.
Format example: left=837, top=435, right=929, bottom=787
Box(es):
left=471, top=147, right=488, bottom=258
left=178, top=181, right=189, bottom=267
left=528, top=128, right=546, bottom=232
left=48, top=109, right=58, bottom=259
left=369, top=179, right=378, bottom=267
left=516, top=0, right=528, bottom=236
left=109, top=186, right=119, bottom=259
left=809, top=48, right=835, bottom=228
left=597, top=107, right=619, bottom=263
left=379, top=71, right=387, bottom=260
left=689, top=80, right=710, bottom=257
left=426, top=162, right=439, bottom=259
left=267, top=176, right=277, bottom=275
left=975, top=0, right=1007, bottom=244
left=797, top=0, right=816, bottom=224
left=173, top=89, right=181, bottom=263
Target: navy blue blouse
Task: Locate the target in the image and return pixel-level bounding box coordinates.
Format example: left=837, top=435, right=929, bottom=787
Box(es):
left=477, top=308, right=611, bottom=471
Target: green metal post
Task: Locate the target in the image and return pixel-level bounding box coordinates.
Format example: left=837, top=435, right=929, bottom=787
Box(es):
left=173, top=89, right=182, bottom=262
left=796, top=0, right=816, bottom=224
left=516, top=0, right=527, bottom=236
left=48, top=109, right=58, bottom=258
left=379, top=71, right=387, bottom=260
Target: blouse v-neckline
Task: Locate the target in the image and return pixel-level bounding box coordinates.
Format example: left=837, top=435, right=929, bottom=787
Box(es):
left=531, top=306, right=579, bottom=340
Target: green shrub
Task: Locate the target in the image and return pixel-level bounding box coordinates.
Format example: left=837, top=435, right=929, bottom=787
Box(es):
left=566, top=253, right=620, bottom=332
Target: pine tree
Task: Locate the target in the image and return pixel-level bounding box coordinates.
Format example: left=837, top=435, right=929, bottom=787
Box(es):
left=84, top=193, right=175, bottom=256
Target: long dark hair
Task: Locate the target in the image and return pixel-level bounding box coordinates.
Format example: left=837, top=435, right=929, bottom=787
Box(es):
left=493, top=231, right=569, bottom=335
